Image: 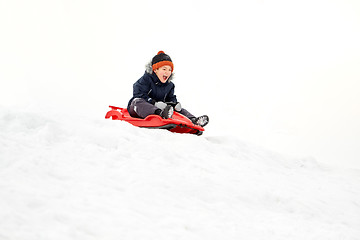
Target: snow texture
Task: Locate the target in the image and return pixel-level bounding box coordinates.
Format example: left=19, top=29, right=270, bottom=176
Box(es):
left=1, top=106, right=359, bottom=240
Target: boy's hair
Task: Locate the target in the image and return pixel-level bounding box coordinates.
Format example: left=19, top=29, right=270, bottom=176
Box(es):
left=151, top=51, right=174, bottom=72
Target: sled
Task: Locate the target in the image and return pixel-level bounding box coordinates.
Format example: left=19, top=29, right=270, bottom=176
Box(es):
left=105, top=106, right=205, bottom=135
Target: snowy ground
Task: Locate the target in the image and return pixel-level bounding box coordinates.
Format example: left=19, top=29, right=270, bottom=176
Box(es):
left=1, top=0, right=360, bottom=169
left=1, top=105, right=359, bottom=240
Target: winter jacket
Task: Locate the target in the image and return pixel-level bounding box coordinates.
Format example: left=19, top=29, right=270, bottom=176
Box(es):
left=127, top=71, right=177, bottom=109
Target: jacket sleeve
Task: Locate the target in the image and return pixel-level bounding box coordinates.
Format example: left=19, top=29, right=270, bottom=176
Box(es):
left=166, top=83, right=177, bottom=103
left=133, top=76, right=155, bottom=104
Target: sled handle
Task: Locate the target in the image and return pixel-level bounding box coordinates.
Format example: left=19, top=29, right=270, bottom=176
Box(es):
left=105, top=105, right=125, bottom=119
left=109, top=105, right=122, bottom=111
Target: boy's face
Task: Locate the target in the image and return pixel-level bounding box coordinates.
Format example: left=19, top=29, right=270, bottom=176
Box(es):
left=154, top=65, right=172, bottom=83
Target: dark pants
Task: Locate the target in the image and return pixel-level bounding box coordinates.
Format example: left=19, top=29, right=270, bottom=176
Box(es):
left=128, top=98, right=195, bottom=119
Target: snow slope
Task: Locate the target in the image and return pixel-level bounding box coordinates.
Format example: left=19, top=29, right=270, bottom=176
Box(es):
left=1, top=105, right=359, bottom=240
left=1, top=0, right=360, bottom=169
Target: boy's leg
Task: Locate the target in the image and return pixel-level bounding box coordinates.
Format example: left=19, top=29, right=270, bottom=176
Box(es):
left=178, top=108, right=195, bottom=120
left=128, top=98, right=158, bottom=118
left=178, top=108, right=209, bottom=127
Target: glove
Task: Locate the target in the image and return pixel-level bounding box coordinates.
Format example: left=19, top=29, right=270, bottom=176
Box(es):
left=154, top=101, right=167, bottom=110
left=166, top=102, right=182, bottom=112
left=174, top=102, right=182, bottom=112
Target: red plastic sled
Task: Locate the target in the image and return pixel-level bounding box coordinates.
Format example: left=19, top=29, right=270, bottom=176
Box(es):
left=105, top=106, right=205, bottom=135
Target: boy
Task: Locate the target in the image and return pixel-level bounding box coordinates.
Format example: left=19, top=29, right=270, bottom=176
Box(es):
left=127, top=51, right=209, bottom=127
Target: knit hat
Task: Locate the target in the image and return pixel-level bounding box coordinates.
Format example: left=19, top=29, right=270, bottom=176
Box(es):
left=152, top=51, right=174, bottom=72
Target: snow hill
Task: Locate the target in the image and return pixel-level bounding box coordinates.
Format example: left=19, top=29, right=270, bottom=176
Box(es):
left=1, top=105, right=359, bottom=240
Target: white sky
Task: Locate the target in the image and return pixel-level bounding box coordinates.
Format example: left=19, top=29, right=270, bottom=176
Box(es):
left=1, top=0, right=359, bottom=169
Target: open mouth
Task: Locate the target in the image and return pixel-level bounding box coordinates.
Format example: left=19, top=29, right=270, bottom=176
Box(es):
left=163, top=75, right=168, bottom=81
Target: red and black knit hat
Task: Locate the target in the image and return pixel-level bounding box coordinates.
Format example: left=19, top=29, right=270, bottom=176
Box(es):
left=152, top=51, right=174, bottom=72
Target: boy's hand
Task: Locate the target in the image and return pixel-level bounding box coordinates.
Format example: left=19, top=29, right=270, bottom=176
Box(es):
left=174, top=102, right=182, bottom=111
left=155, top=101, right=167, bottom=110
left=166, top=102, right=182, bottom=111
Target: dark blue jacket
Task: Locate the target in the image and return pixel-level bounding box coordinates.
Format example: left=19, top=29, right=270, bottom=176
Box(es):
left=127, top=71, right=177, bottom=109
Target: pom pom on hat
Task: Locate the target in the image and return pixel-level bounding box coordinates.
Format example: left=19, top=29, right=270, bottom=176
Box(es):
left=152, top=51, right=174, bottom=72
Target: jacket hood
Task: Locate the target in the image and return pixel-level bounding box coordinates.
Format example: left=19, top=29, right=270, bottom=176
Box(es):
left=145, top=61, right=174, bottom=82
